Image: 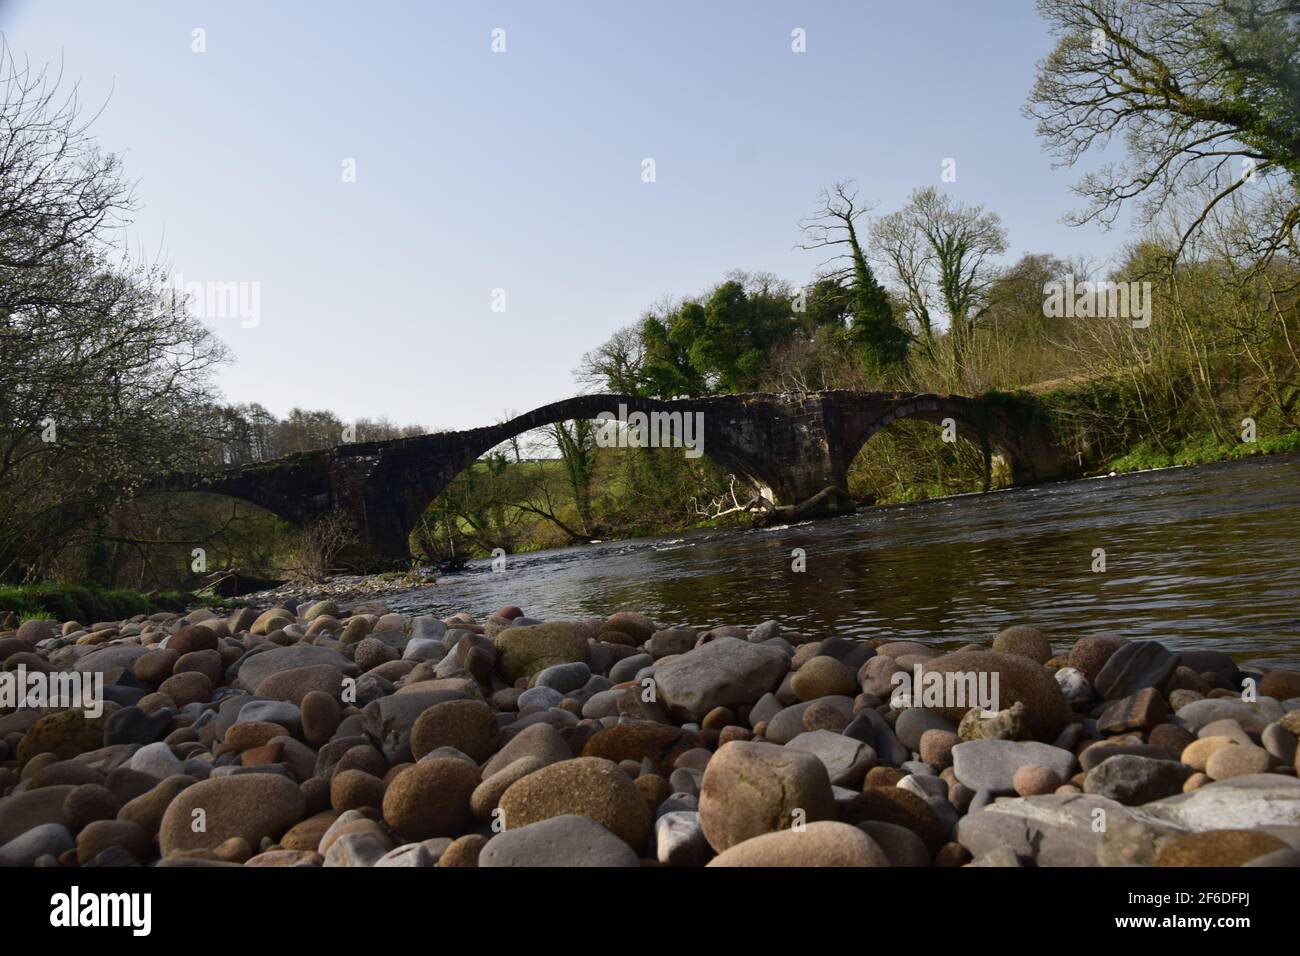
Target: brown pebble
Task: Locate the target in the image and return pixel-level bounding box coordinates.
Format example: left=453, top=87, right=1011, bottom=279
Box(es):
left=438, top=833, right=488, bottom=867
left=330, top=769, right=387, bottom=812
left=1012, top=764, right=1062, bottom=796
left=934, top=842, right=972, bottom=867
left=864, top=766, right=907, bottom=790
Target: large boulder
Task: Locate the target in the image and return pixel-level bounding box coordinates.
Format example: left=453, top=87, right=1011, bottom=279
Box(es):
left=159, top=774, right=306, bottom=857
left=652, top=638, right=789, bottom=723
left=698, top=740, right=834, bottom=852
left=991, top=625, right=1051, bottom=664
left=956, top=793, right=1124, bottom=866
left=706, top=821, right=890, bottom=867
left=1140, top=774, right=1300, bottom=832
left=234, top=645, right=354, bottom=692
left=382, top=759, right=480, bottom=840
left=497, top=757, right=649, bottom=850
left=918, top=650, right=1070, bottom=741
left=410, top=699, right=498, bottom=763
left=494, top=622, right=590, bottom=682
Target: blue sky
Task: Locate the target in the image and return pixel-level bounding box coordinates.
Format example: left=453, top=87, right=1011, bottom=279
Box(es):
left=4, top=0, right=1129, bottom=430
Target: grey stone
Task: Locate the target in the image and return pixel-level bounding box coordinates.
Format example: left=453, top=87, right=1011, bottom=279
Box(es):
left=479, top=814, right=641, bottom=867
left=609, top=654, right=652, bottom=684
left=956, top=793, right=1124, bottom=866
left=1177, top=650, right=1241, bottom=688
left=748, top=693, right=783, bottom=728
left=324, top=830, right=388, bottom=867
left=951, top=739, right=1077, bottom=793
left=653, top=638, right=789, bottom=722
left=785, top=730, right=876, bottom=787
left=764, top=697, right=855, bottom=745
left=72, top=644, right=150, bottom=674
left=1083, top=755, right=1193, bottom=806
left=1139, top=774, right=1300, bottom=831
left=374, top=843, right=435, bottom=867
left=516, top=686, right=563, bottom=711
left=926, top=795, right=959, bottom=837
left=1094, top=640, right=1178, bottom=700
left=894, top=708, right=956, bottom=752
left=1176, top=697, right=1283, bottom=734
left=533, top=662, right=591, bottom=694
left=0, top=824, right=75, bottom=866
left=656, top=792, right=698, bottom=819
left=969, top=846, right=1024, bottom=866
left=235, top=700, right=302, bottom=737
left=128, top=741, right=184, bottom=779
left=234, top=645, right=355, bottom=692
left=402, top=638, right=446, bottom=662
left=898, top=773, right=948, bottom=800
left=1080, top=742, right=1177, bottom=772
left=669, top=766, right=702, bottom=796
left=654, top=811, right=712, bottom=866
left=103, top=706, right=172, bottom=747
left=843, top=708, right=910, bottom=766
left=813, top=636, right=874, bottom=673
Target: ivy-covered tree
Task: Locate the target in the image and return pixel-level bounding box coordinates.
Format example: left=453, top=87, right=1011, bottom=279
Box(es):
left=798, top=183, right=910, bottom=378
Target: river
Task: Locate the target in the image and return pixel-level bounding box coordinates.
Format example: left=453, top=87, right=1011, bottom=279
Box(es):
left=380, top=452, right=1300, bottom=669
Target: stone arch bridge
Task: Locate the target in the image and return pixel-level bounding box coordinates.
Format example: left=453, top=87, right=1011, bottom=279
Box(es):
left=156, top=391, right=1072, bottom=565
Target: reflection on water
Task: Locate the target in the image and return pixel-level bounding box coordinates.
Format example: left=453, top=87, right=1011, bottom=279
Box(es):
left=382, top=453, right=1300, bottom=669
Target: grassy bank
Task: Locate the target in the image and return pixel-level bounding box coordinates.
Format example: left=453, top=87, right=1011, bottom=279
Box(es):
left=0, top=583, right=217, bottom=624
left=1106, top=430, right=1300, bottom=473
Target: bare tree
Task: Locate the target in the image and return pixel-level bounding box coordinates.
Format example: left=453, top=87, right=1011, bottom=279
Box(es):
left=575, top=324, right=646, bottom=394
left=871, top=188, right=1008, bottom=381
left=0, top=48, right=228, bottom=579
left=1026, top=0, right=1300, bottom=271
left=797, top=182, right=876, bottom=284
left=284, top=509, right=357, bottom=583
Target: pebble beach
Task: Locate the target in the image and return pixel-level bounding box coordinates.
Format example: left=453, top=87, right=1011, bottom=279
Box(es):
left=2, top=601, right=1299, bottom=868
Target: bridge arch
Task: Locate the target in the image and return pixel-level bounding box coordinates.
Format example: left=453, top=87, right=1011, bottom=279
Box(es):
left=156, top=390, right=1073, bottom=566
left=345, top=393, right=791, bottom=562
left=837, top=394, right=1041, bottom=489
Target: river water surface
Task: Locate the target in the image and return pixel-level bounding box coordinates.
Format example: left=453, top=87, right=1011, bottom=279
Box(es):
left=382, top=453, right=1300, bottom=669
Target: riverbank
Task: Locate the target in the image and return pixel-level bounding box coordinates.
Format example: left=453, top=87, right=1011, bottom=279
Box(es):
left=1105, top=429, right=1300, bottom=475
left=0, top=584, right=204, bottom=628
left=1, top=599, right=1298, bottom=867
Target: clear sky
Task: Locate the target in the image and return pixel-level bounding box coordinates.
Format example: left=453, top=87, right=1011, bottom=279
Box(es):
left=3, top=0, right=1130, bottom=431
